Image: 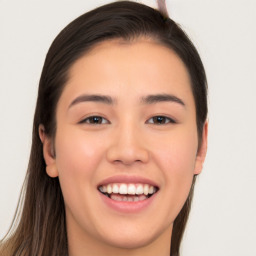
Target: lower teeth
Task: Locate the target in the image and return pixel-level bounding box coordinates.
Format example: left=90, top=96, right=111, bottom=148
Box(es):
left=109, top=194, right=148, bottom=202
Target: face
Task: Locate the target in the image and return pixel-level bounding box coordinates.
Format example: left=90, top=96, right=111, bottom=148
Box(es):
left=41, top=39, right=207, bottom=255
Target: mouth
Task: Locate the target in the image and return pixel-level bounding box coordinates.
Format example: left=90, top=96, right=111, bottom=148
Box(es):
left=98, top=183, right=159, bottom=202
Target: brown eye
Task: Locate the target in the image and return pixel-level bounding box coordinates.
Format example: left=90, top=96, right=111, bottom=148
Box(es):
left=147, top=116, right=176, bottom=125
left=80, top=116, right=109, bottom=125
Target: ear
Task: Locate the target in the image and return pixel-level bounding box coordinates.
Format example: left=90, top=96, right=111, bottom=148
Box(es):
left=194, top=121, right=208, bottom=175
left=39, top=124, right=58, bottom=178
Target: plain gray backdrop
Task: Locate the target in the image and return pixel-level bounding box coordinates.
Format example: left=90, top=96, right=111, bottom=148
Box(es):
left=0, top=0, right=255, bottom=255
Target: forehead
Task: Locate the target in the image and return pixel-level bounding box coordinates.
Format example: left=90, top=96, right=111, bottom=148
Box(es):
left=60, top=38, right=194, bottom=108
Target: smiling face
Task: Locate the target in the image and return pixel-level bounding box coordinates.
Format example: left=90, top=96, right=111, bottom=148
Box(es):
left=41, top=39, right=207, bottom=255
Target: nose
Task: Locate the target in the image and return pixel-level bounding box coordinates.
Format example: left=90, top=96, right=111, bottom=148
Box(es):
left=106, top=124, right=150, bottom=166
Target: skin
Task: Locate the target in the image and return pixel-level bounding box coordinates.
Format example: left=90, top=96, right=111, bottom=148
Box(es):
left=40, top=39, right=207, bottom=256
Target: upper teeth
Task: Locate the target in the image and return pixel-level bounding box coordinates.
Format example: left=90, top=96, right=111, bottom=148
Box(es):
left=99, top=183, right=157, bottom=196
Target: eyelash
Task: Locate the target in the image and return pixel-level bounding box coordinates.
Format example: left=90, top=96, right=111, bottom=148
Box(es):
left=79, top=115, right=176, bottom=125
left=79, top=116, right=109, bottom=125
left=146, top=116, right=176, bottom=125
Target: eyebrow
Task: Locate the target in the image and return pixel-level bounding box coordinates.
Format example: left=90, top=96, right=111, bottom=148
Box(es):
left=69, top=93, right=185, bottom=109
left=69, top=94, right=114, bottom=108
left=141, top=94, right=185, bottom=106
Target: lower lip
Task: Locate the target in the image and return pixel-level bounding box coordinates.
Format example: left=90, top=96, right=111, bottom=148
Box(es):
left=99, top=191, right=158, bottom=213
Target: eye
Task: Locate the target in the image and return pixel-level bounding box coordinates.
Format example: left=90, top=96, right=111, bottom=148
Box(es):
left=146, top=116, right=176, bottom=125
left=79, top=116, right=109, bottom=125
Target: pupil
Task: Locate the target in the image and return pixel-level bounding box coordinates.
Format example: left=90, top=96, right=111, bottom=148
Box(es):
left=154, top=116, right=165, bottom=124
left=91, top=117, right=102, bottom=123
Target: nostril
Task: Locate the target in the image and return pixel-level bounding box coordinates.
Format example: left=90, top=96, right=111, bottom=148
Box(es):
left=106, top=145, right=150, bottom=165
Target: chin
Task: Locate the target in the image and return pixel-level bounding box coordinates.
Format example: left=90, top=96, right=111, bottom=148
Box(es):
left=103, top=235, right=155, bottom=250
left=97, top=224, right=170, bottom=251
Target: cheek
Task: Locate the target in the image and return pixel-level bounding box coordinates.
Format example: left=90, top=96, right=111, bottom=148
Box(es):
left=152, top=129, right=198, bottom=216
left=55, top=129, right=103, bottom=174
left=153, top=127, right=198, bottom=174
left=54, top=128, right=105, bottom=201
left=53, top=128, right=109, bottom=232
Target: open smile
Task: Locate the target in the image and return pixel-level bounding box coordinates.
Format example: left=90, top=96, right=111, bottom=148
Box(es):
left=98, top=183, right=158, bottom=202
left=97, top=176, right=159, bottom=212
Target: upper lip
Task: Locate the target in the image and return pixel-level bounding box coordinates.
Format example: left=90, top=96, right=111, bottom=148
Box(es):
left=97, top=175, right=159, bottom=188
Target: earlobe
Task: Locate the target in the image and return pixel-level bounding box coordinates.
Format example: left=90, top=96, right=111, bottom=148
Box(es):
left=39, top=124, right=59, bottom=178
left=194, top=121, right=208, bottom=175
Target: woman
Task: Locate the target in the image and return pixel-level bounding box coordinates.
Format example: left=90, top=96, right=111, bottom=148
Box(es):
left=0, top=1, right=208, bottom=255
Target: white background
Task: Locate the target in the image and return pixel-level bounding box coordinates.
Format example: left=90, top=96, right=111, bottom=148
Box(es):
left=0, top=0, right=255, bottom=255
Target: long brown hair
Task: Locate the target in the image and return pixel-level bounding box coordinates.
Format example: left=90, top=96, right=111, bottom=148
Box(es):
left=0, top=1, right=207, bottom=255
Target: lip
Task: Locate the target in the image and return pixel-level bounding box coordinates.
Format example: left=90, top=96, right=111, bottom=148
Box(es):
left=98, top=189, right=158, bottom=213
left=97, top=175, right=159, bottom=187
left=97, top=175, right=159, bottom=213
